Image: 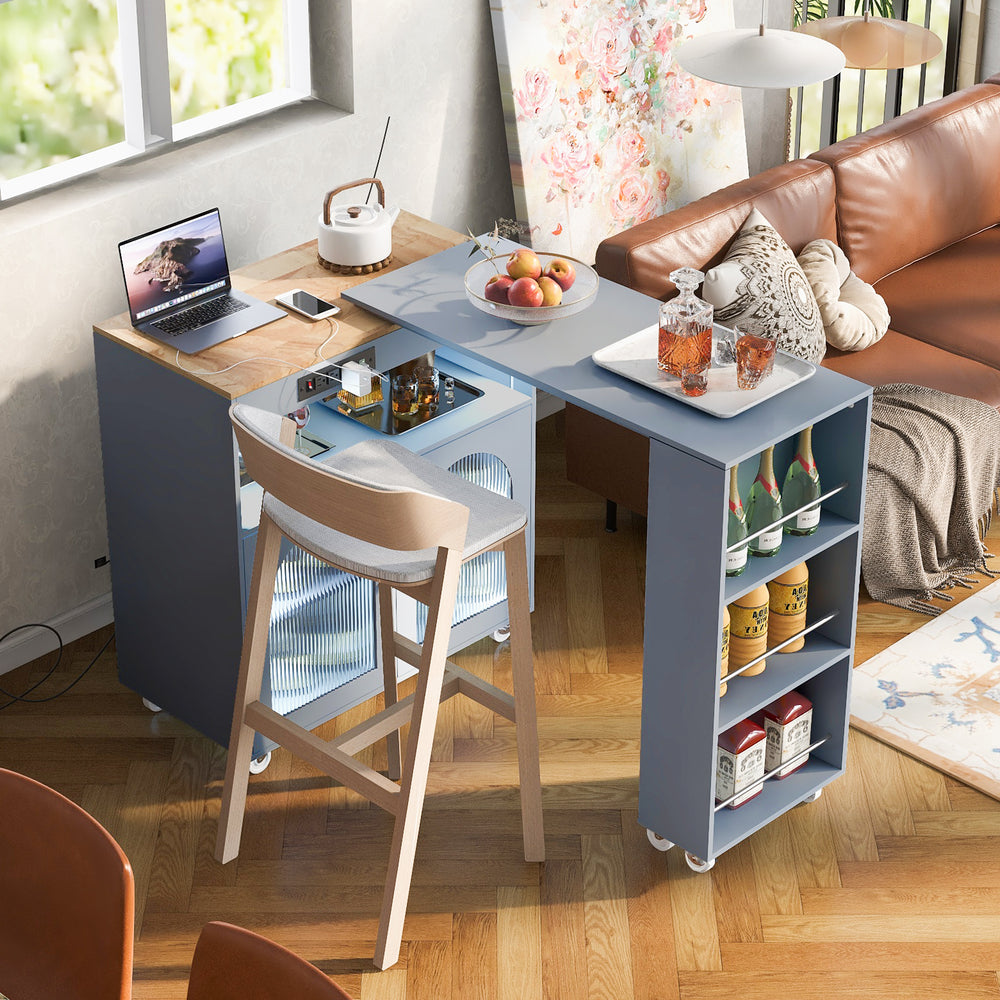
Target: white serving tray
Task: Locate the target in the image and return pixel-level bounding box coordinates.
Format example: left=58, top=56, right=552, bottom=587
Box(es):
left=592, top=324, right=816, bottom=419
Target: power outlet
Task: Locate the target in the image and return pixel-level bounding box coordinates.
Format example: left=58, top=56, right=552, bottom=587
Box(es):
left=296, top=367, right=339, bottom=401
left=296, top=348, right=379, bottom=402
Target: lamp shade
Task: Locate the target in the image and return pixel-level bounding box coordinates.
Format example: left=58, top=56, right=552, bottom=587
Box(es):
left=796, top=16, right=943, bottom=69
left=675, top=27, right=847, bottom=88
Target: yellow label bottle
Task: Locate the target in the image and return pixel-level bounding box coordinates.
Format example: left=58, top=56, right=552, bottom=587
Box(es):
left=768, top=563, right=808, bottom=652
left=728, top=584, right=768, bottom=676
left=720, top=605, right=730, bottom=697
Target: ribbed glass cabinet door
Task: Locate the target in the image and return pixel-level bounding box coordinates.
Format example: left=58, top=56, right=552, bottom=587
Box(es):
left=414, top=452, right=513, bottom=641
left=265, top=541, right=378, bottom=716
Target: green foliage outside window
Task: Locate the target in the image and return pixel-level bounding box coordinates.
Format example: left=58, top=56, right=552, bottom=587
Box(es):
left=0, top=0, right=124, bottom=179
left=0, top=0, right=282, bottom=184
left=166, top=0, right=282, bottom=125
left=794, top=0, right=897, bottom=27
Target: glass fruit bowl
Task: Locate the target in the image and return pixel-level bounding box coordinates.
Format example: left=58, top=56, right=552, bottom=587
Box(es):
left=464, top=251, right=599, bottom=326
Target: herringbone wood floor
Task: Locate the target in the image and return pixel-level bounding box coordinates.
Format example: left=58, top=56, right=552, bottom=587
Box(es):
left=5, top=411, right=1000, bottom=999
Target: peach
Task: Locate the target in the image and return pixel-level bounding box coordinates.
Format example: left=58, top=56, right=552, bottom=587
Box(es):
left=508, top=276, right=545, bottom=308
left=506, top=248, right=542, bottom=280
left=537, top=275, right=563, bottom=306
left=543, top=257, right=576, bottom=291
left=484, top=274, right=514, bottom=304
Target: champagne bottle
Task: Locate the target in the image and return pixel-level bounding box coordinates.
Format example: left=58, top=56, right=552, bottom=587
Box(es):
left=747, top=446, right=783, bottom=557
left=726, top=465, right=749, bottom=577
left=783, top=425, right=822, bottom=536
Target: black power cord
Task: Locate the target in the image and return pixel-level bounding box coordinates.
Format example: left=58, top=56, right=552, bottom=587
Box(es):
left=0, top=624, right=115, bottom=711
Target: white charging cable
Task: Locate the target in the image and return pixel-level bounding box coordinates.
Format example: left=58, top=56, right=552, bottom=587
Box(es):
left=174, top=316, right=342, bottom=378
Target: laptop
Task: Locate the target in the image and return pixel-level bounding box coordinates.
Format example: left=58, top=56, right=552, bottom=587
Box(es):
left=118, top=208, right=284, bottom=353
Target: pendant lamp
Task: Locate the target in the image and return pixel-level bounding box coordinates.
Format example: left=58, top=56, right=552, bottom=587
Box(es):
left=675, top=0, right=847, bottom=88
left=795, top=1, right=942, bottom=70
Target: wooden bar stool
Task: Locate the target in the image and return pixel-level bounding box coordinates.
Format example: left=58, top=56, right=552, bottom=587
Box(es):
left=216, top=403, right=544, bottom=970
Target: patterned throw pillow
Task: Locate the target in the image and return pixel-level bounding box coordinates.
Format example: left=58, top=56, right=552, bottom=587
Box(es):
left=702, top=208, right=826, bottom=364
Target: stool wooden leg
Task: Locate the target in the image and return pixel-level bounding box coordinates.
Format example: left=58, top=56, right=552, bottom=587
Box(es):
left=374, top=549, right=462, bottom=970
left=376, top=583, right=401, bottom=782
left=216, top=515, right=283, bottom=864
left=504, top=531, right=545, bottom=863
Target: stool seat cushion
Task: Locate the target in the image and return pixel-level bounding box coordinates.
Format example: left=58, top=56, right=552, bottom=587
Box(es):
left=263, top=438, right=526, bottom=584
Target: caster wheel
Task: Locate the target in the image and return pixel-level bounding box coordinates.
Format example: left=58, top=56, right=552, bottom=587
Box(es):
left=646, top=828, right=674, bottom=852
left=492, top=626, right=511, bottom=643
left=684, top=852, right=715, bottom=873
left=248, top=751, right=272, bottom=775
left=803, top=787, right=823, bottom=803
left=142, top=697, right=162, bottom=713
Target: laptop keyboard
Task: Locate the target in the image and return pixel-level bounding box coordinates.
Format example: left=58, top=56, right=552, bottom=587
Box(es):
left=152, top=295, right=250, bottom=336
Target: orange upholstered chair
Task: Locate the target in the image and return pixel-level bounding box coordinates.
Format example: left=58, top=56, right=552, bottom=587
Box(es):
left=186, top=922, right=354, bottom=1000
left=0, top=767, right=134, bottom=1000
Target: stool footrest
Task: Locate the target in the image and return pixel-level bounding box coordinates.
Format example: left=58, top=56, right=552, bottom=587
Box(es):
left=245, top=702, right=401, bottom=814
left=393, top=634, right=516, bottom=721
left=332, top=674, right=461, bottom=757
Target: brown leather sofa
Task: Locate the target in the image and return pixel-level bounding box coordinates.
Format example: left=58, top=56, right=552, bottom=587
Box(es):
left=566, top=74, right=1000, bottom=520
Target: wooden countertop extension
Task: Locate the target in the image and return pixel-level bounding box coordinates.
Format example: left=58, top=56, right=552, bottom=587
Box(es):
left=93, top=211, right=466, bottom=400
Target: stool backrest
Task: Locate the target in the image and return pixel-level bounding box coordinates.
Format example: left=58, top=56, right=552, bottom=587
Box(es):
left=0, top=767, right=134, bottom=1000
left=186, top=921, right=354, bottom=1000
left=231, top=403, right=469, bottom=554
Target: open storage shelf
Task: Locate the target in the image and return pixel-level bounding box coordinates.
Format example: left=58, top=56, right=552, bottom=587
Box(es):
left=637, top=376, right=872, bottom=870
left=717, top=639, right=850, bottom=732
left=723, top=511, right=856, bottom=604
left=711, top=756, right=841, bottom=856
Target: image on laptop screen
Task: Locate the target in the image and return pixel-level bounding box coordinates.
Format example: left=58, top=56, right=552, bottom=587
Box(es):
left=119, top=209, right=230, bottom=323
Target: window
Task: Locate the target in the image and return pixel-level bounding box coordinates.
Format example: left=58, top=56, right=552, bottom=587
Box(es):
left=0, top=0, right=310, bottom=200
left=789, top=0, right=959, bottom=157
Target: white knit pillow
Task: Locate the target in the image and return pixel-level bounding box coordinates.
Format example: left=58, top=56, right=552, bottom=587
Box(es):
left=796, top=238, right=891, bottom=352
left=702, top=208, right=826, bottom=364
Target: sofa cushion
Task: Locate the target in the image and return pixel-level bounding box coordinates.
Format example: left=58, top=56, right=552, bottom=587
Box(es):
left=822, top=328, right=1000, bottom=409
left=702, top=208, right=826, bottom=364
left=594, top=159, right=837, bottom=301
left=796, top=239, right=890, bottom=352
left=810, top=83, right=1000, bottom=283
left=869, top=224, right=1000, bottom=369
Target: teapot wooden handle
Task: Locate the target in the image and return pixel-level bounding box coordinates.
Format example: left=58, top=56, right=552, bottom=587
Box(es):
left=323, top=178, right=385, bottom=225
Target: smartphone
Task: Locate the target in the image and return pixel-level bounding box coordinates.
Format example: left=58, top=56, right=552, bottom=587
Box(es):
left=275, top=288, right=341, bottom=320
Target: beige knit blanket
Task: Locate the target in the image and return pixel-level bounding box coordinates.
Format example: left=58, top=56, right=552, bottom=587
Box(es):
left=863, top=384, right=1000, bottom=615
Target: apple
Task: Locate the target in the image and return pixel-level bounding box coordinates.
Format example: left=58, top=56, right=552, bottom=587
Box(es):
left=484, top=273, right=514, bottom=304
left=543, top=257, right=576, bottom=292
left=506, top=248, right=542, bottom=280
left=508, top=276, right=545, bottom=308
left=537, top=275, right=563, bottom=306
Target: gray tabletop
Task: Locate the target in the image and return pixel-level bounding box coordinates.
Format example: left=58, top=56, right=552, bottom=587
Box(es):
left=344, top=238, right=871, bottom=468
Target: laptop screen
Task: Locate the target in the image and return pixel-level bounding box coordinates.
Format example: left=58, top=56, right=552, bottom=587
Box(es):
left=119, top=208, right=231, bottom=323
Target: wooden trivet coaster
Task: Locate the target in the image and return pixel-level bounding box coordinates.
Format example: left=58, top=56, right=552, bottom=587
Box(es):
left=317, top=254, right=392, bottom=275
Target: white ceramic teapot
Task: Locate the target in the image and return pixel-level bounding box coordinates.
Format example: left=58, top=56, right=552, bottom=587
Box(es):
left=318, top=177, right=400, bottom=268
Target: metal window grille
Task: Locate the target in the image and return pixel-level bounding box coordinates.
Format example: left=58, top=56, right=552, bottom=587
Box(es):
left=791, top=0, right=964, bottom=157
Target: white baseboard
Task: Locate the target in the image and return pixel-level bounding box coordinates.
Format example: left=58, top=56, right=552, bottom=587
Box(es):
left=536, top=390, right=565, bottom=421
left=0, top=593, right=115, bottom=677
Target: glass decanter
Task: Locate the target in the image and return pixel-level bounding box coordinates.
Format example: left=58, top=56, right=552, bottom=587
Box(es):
left=658, top=267, right=713, bottom=377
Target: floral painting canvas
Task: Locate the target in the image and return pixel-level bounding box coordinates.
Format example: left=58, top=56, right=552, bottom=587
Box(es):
left=490, top=0, right=750, bottom=263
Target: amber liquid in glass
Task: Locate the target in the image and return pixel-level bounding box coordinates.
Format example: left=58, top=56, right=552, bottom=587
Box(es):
left=735, top=333, right=777, bottom=389
left=658, top=323, right=712, bottom=377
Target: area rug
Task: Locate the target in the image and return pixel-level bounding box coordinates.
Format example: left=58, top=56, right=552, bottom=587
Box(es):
left=851, top=577, right=1000, bottom=801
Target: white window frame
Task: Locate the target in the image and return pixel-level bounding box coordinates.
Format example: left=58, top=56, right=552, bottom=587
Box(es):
left=0, top=0, right=311, bottom=201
